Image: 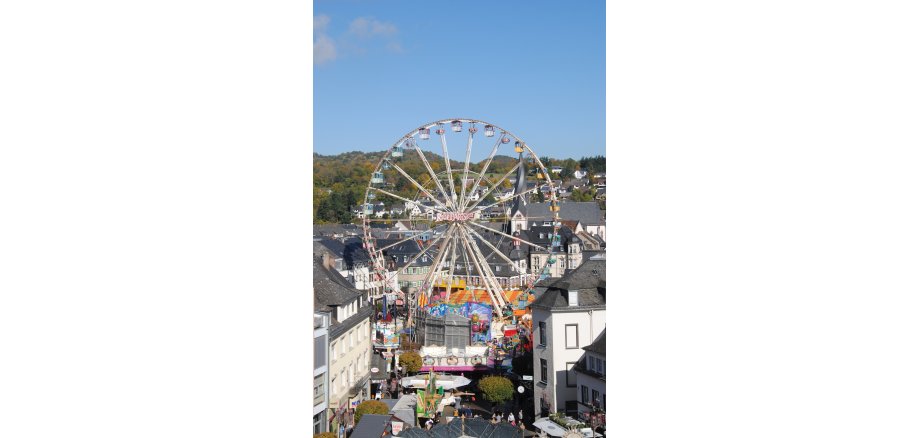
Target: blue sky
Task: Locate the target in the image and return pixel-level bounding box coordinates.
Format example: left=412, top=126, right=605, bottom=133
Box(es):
left=313, top=0, right=605, bottom=160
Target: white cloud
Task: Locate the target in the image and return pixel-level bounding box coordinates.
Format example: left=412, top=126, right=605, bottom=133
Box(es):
left=385, top=41, right=404, bottom=54
left=348, top=17, right=398, bottom=37
left=314, top=14, right=330, bottom=33
left=314, top=34, right=337, bottom=65
left=314, top=14, right=403, bottom=65
left=313, top=14, right=336, bottom=65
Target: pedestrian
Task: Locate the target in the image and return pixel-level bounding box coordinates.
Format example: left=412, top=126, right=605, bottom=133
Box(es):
left=508, top=412, right=515, bottom=424
left=425, top=418, right=434, bottom=430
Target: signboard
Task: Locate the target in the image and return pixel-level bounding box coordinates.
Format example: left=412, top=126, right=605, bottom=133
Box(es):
left=391, top=421, right=404, bottom=435
left=522, top=375, right=533, bottom=381
left=436, top=212, right=476, bottom=222
left=518, top=386, right=525, bottom=393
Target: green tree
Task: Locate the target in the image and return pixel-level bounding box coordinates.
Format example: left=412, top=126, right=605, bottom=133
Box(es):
left=315, top=433, right=336, bottom=438
left=355, top=400, right=390, bottom=424
left=477, top=376, right=514, bottom=404
left=399, top=351, right=423, bottom=374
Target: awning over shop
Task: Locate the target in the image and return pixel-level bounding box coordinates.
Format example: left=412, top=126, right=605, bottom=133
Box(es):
left=533, top=418, right=568, bottom=437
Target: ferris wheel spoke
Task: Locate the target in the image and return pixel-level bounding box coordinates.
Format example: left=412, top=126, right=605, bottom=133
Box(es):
left=473, top=186, right=542, bottom=213
left=375, top=227, right=442, bottom=252
left=463, top=161, right=521, bottom=213
left=463, top=231, right=508, bottom=309
left=456, top=230, right=503, bottom=311
left=370, top=187, right=448, bottom=213
left=457, top=126, right=475, bottom=208
left=418, top=225, right=455, bottom=296
left=411, top=144, right=455, bottom=210
left=461, top=134, right=506, bottom=210
left=467, top=221, right=551, bottom=252
left=443, top=232, right=460, bottom=301
left=437, top=127, right=460, bottom=208
left=397, top=229, right=447, bottom=280
left=464, top=225, right=525, bottom=276
left=386, top=159, right=450, bottom=211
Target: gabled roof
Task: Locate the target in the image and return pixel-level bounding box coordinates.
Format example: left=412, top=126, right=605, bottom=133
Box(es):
left=531, top=257, right=606, bottom=311
left=351, top=414, right=390, bottom=438
left=313, top=257, right=362, bottom=306
left=526, top=201, right=603, bottom=225
left=584, top=329, right=605, bottom=354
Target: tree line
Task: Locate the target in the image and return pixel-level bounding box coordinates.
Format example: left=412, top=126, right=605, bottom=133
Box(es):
left=313, top=151, right=605, bottom=224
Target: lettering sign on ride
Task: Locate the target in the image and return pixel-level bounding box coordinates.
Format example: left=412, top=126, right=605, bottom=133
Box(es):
left=435, top=212, right=476, bottom=222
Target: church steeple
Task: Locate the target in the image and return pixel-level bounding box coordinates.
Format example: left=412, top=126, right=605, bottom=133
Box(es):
left=509, top=150, right=528, bottom=232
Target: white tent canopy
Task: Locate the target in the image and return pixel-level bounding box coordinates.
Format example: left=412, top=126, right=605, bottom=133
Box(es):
left=533, top=418, right=568, bottom=437
left=399, top=374, right=471, bottom=390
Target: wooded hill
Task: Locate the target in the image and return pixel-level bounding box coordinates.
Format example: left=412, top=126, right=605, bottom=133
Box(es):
left=312, top=151, right=605, bottom=224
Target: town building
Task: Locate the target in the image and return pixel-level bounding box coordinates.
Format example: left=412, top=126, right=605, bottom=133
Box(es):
left=531, top=255, right=606, bottom=418
left=314, top=257, right=374, bottom=431
left=314, top=238, right=398, bottom=298
left=523, top=201, right=605, bottom=241
left=573, top=330, right=606, bottom=425
left=313, top=310, right=331, bottom=434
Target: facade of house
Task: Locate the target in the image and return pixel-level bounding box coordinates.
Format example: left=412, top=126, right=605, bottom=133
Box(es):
left=313, top=310, right=331, bottom=434
left=314, top=257, right=374, bottom=431
left=531, top=255, right=606, bottom=418
left=574, top=330, right=606, bottom=424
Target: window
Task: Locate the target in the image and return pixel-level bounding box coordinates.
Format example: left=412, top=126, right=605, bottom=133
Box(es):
left=592, top=389, right=600, bottom=405
left=539, top=322, right=546, bottom=346
left=331, top=342, right=336, bottom=359
left=313, top=376, right=325, bottom=405
left=315, top=334, right=327, bottom=369
left=331, top=377, right=336, bottom=396
left=349, top=331, right=354, bottom=348
left=600, top=360, right=605, bottom=375
left=589, top=356, right=595, bottom=371
left=566, top=362, right=576, bottom=387
left=540, top=359, right=548, bottom=383
left=581, top=385, right=589, bottom=403
left=565, top=324, right=579, bottom=349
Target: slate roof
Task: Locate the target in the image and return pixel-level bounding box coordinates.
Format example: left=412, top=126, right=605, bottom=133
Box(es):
left=399, top=417, right=521, bottom=438
left=313, top=223, right=361, bottom=238
left=315, top=237, right=373, bottom=269
left=390, top=393, right=418, bottom=426
left=375, top=239, right=434, bottom=268
left=351, top=414, right=390, bottom=438
left=583, top=329, right=605, bottom=354
left=313, top=257, right=362, bottom=306
left=526, top=201, right=603, bottom=225
left=531, top=257, right=606, bottom=311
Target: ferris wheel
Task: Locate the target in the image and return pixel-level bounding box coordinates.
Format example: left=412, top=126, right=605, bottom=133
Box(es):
left=360, top=119, right=563, bottom=321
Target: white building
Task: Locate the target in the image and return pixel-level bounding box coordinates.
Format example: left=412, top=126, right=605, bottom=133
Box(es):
left=574, top=330, right=606, bottom=425
left=532, top=255, right=606, bottom=418
left=314, top=257, right=373, bottom=431
left=313, top=311, right=331, bottom=434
